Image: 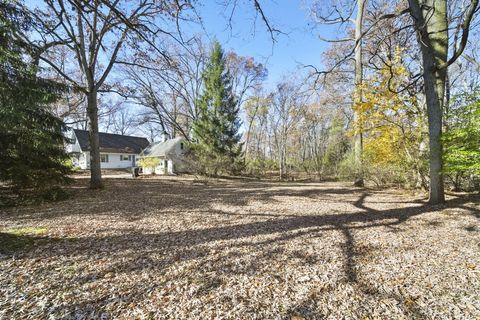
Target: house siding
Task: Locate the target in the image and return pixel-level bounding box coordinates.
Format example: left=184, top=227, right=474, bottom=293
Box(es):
left=139, top=138, right=188, bottom=175
left=99, top=153, right=136, bottom=169
left=77, top=152, right=137, bottom=170
left=66, top=137, right=82, bottom=153
left=66, top=129, right=149, bottom=170
left=79, top=152, right=89, bottom=169
left=143, top=158, right=170, bottom=175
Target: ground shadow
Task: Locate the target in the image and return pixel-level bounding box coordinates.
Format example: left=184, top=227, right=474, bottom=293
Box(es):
left=1, top=178, right=479, bottom=318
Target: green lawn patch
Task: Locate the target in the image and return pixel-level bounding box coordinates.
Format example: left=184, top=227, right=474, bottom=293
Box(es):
left=0, top=227, right=49, bottom=255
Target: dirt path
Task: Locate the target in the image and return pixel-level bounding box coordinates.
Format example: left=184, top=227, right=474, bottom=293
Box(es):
left=1, top=178, right=479, bottom=319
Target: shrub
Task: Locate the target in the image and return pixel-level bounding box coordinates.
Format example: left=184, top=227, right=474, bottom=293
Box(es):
left=138, top=157, right=160, bottom=174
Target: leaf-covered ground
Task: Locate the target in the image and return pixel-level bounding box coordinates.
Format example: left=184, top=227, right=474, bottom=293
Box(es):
left=1, top=177, right=479, bottom=319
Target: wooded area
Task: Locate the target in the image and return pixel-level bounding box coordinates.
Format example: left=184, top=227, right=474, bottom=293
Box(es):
left=2, top=0, right=479, bottom=204
left=1, top=0, right=480, bottom=318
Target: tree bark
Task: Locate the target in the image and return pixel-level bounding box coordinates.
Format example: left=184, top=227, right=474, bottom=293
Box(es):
left=422, top=55, right=446, bottom=204
left=353, top=0, right=366, bottom=187
left=279, top=140, right=285, bottom=180
left=409, top=0, right=447, bottom=204
left=244, top=103, right=260, bottom=162
left=87, top=89, right=103, bottom=189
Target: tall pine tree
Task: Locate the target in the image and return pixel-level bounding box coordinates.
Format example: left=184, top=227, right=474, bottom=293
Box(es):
left=191, top=41, right=243, bottom=176
left=0, top=1, right=71, bottom=198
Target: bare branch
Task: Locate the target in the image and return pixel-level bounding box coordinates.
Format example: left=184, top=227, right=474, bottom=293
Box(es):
left=440, top=0, right=480, bottom=69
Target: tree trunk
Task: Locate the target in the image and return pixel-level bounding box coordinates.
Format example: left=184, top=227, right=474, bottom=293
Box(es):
left=244, top=105, right=259, bottom=163
left=279, top=144, right=285, bottom=180
left=279, top=135, right=287, bottom=180
left=353, top=0, right=366, bottom=187
left=409, top=0, right=447, bottom=204
left=87, top=89, right=103, bottom=189
left=422, top=59, right=446, bottom=203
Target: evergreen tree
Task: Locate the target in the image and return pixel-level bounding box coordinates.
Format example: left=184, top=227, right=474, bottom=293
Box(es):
left=0, top=1, right=71, bottom=197
left=191, top=41, right=243, bottom=175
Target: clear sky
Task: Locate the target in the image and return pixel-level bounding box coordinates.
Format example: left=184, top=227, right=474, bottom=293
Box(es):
left=195, top=1, right=334, bottom=88
left=28, top=0, right=342, bottom=135
left=29, top=0, right=339, bottom=92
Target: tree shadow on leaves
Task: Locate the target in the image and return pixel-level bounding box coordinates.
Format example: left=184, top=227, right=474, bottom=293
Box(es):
left=2, top=178, right=479, bottom=318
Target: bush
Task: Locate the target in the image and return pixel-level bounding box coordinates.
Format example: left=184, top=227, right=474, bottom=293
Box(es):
left=186, top=143, right=244, bottom=177
left=40, top=186, right=70, bottom=201
left=337, top=153, right=356, bottom=181
left=245, top=158, right=277, bottom=176
left=137, top=157, right=160, bottom=174
left=443, top=91, right=480, bottom=191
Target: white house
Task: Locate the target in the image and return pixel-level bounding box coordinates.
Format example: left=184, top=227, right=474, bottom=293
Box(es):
left=67, top=129, right=150, bottom=170
left=138, top=137, right=188, bottom=174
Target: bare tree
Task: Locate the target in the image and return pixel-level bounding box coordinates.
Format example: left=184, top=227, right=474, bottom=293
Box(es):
left=243, top=90, right=271, bottom=161
left=270, top=81, right=307, bottom=179
left=310, top=0, right=367, bottom=186
left=225, top=52, right=268, bottom=107
left=101, top=105, right=136, bottom=136
left=123, top=37, right=207, bottom=140
left=353, top=0, right=367, bottom=186
left=124, top=37, right=268, bottom=141
left=22, top=0, right=194, bottom=188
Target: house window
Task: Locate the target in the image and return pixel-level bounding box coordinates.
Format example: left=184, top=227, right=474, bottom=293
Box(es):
left=100, top=154, right=109, bottom=163
left=120, top=155, right=132, bottom=161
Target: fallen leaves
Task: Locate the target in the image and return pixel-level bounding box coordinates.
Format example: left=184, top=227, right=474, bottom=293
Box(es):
left=0, top=177, right=479, bottom=319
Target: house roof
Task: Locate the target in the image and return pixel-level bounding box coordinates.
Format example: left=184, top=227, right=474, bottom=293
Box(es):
left=74, top=129, right=150, bottom=154
left=140, top=137, right=184, bottom=157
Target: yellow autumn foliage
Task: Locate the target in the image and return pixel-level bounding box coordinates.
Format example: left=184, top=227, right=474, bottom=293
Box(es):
left=354, top=47, right=423, bottom=171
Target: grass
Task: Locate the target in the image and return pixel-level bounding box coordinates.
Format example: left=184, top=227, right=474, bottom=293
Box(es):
left=0, top=227, right=48, bottom=254
left=6, top=227, right=49, bottom=235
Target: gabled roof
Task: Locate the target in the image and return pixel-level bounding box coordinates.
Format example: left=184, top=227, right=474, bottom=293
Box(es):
left=74, top=129, right=149, bottom=154
left=140, top=137, right=184, bottom=157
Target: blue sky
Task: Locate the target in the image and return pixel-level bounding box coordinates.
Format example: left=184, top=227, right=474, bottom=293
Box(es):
left=30, top=0, right=338, bottom=90
left=27, top=0, right=342, bottom=135
left=196, top=1, right=334, bottom=87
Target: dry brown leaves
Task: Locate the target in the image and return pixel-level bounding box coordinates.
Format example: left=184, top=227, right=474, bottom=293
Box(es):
left=0, top=177, right=479, bottom=319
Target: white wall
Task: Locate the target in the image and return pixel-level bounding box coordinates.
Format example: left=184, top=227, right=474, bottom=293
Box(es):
left=174, top=140, right=186, bottom=155
left=65, top=132, right=82, bottom=153
left=100, top=153, right=137, bottom=169
left=79, top=152, right=89, bottom=170
left=141, top=158, right=183, bottom=175
left=79, top=152, right=137, bottom=170
left=66, top=140, right=82, bottom=153
left=139, top=139, right=188, bottom=175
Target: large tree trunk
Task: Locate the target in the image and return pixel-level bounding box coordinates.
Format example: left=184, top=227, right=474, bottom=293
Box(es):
left=353, top=0, right=366, bottom=187
left=422, top=60, right=446, bottom=203
left=409, top=0, right=447, bottom=204
left=87, top=89, right=103, bottom=189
